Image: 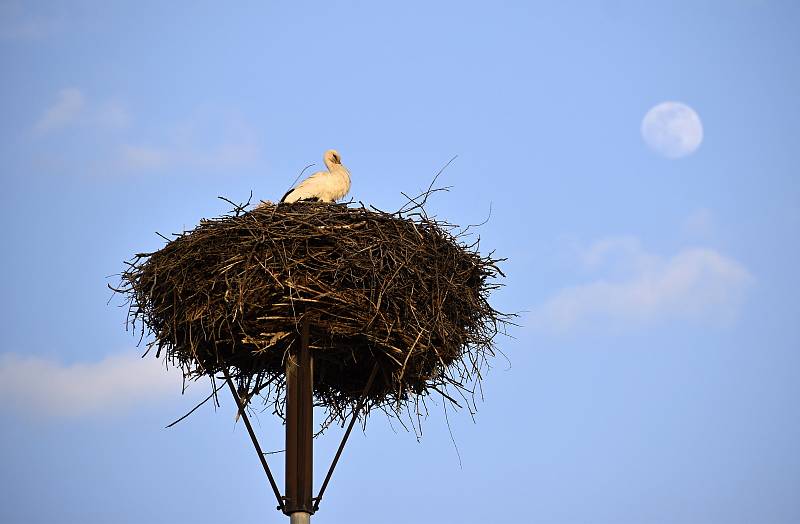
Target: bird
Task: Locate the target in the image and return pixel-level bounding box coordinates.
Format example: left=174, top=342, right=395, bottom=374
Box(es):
left=280, top=149, right=351, bottom=204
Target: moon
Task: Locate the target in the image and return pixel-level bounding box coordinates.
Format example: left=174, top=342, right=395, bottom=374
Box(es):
left=641, top=101, right=703, bottom=159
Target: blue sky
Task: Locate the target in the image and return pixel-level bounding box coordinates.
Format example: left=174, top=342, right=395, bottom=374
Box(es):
left=1, top=1, right=798, bottom=523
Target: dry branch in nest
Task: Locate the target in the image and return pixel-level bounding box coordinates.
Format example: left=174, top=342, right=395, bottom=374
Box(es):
left=116, top=192, right=510, bottom=431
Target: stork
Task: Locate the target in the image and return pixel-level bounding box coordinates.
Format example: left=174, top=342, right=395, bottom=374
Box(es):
left=280, top=149, right=351, bottom=203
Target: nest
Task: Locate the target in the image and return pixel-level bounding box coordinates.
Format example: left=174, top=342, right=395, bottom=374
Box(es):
left=117, top=195, right=508, bottom=429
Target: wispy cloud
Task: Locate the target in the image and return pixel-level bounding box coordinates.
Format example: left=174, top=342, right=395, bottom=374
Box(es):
left=33, top=87, right=85, bottom=134
left=531, top=237, right=753, bottom=332
left=119, top=141, right=259, bottom=171
left=0, top=353, right=178, bottom=417
left=682, top=208, right=715, bottom=238
left=33, top=88, right=130, bottom=135
left=0, top=2, right=61, bottom=41
left=119, top=114, right=260, bottom=171
left=32, top=90, right=261, bottom=174
left=92, top=99, right=132, bottom=129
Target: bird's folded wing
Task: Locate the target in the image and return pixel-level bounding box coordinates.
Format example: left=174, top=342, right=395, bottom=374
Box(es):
left=280, top=171, right=327, bottom=203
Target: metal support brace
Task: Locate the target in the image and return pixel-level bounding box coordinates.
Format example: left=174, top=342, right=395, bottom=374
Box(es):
left=224, top=314, right=378, bottom=518
left=223, top=368, right=285, bottom=512
left=313, top=362, right=379, bottom=512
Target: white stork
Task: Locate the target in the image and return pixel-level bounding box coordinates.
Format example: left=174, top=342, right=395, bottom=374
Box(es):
left=280, top=149, right=351, bottom=204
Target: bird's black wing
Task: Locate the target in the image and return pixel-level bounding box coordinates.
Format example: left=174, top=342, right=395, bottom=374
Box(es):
left=279, top=188, right=320, bottom=204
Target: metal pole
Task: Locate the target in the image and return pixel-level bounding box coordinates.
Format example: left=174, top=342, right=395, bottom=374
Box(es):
left=289, top=513, right=311, bottom=524
left=285, top=314, right=314, bottom=519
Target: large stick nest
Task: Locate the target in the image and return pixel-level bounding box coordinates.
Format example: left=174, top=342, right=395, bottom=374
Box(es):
left=117, top=194, right=509, bottom=428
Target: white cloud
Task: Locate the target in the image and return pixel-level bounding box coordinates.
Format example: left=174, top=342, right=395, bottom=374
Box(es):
left=682, top=208, right=714, bottom=238
left=92, top=99, right=131, bottom=129
left=120, top=144, right=170, bottom=170
left=531, top=238, right=753, bottom=332
left=0, top=352, right=178, bottom=417
left=34, top=87, right=85, bottom=134
left=33, top=88, right=131, bottom=135
left=120, top=141, right=259, bottom=171
left=32, top=92, right=260, bottom=173
left=576, top=236, right=658, bottom=273
left=0, top=3, right=61, bottom=40
left=119, top=115, right=260, bottom=171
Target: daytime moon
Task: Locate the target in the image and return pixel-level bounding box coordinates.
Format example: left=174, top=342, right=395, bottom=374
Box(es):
left=641, top=101, right=703, bottom=159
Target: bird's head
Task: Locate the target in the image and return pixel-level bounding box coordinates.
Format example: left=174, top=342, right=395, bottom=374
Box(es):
left=324, top=149, right=342, bottom=167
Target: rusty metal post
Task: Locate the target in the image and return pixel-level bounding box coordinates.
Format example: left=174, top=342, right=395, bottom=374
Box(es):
left=285, top=314, right=314, bottom=519
left=289, top=513, right=311, bottom=524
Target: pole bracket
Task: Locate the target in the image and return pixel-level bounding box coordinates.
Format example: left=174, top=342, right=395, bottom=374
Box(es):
left=313, top=362, right=380, bottom=512
left=223, top=368, right=285, bottom=513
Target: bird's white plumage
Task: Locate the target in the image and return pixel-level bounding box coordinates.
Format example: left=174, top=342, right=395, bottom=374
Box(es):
left=280, top=149, right=351, bottom=203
